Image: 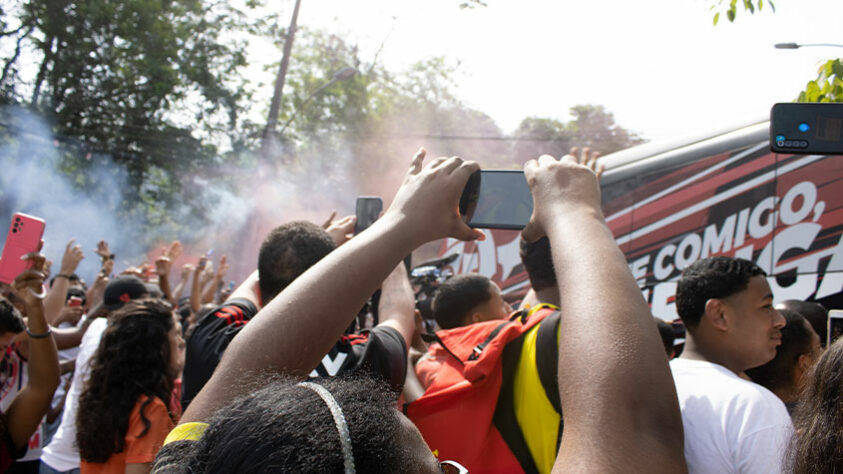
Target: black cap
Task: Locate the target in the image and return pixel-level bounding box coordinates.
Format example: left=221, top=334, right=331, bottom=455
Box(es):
left=103, top=275, right=148, bottom=310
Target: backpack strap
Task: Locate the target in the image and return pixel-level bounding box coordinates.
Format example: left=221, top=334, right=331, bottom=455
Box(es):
left=534, top=310, right=564, bottom=450
left=534, top=311, right=561, bottom=414
left=467, top=320, right=512, bottom=361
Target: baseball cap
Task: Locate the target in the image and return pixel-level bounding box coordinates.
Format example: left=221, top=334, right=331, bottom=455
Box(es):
left=103, top=275, right=149, bottom=310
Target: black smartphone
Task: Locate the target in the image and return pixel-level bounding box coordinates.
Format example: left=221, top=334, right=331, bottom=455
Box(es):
left=770, top=103, right=843, bottom=155
left=355, top=197, right=383, bottom=234
left=459, top=170, right=532, bottom=230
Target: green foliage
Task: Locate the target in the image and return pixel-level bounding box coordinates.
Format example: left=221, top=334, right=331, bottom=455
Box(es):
left=513, top=105, right=644, bottom=164
left=710, top=0, right=774, bottom=25
left=0, top=0, right=267, bottom=232
left=798, top=58, right=843, bottom=103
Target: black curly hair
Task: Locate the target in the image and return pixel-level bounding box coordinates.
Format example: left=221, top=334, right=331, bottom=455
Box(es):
left=675, top=256, right=766, bottom=330
left=153, top=376, right=417, bottom=473
left=77, top=298, right=177, bottom=463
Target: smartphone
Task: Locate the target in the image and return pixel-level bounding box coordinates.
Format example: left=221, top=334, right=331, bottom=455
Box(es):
left=0, top=213, right=46, bottom=284
left=770, top=103, right=843, bottom=155
left=828, top=310, right=843, bottom=347
left=355, top=197, right=383, bottom=234
left=68, top=296, right=83, bottom=308
left=461, top=170, right=533, bottom=230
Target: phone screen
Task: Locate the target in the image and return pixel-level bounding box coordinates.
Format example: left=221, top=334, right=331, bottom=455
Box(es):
left=355, top=197, right=383, bottom=234
left=828, top=310, right=843, bottom=347
left=467, top=170, right=533, bottom=230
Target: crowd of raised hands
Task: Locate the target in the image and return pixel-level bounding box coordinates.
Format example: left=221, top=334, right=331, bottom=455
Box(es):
left=2, top=148, right=838, bottom=473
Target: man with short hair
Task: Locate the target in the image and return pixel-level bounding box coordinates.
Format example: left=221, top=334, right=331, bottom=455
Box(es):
left=432, top=273, right=511, bottom=330
left=181, top=221, right=336, bottom=409
left=672, top=256, right=792, bottom=474
left=182, top=219, right=415, bottom=408
left=746, top=308, right=822, bottom=413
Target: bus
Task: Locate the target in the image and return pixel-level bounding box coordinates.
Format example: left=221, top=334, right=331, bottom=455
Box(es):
left=438, top=119, right=843, bottom=321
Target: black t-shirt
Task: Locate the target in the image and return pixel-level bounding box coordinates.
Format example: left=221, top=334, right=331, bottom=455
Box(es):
left=181, top=298, right=258, bottom=410
left=309, top=326, right=407, bottom=392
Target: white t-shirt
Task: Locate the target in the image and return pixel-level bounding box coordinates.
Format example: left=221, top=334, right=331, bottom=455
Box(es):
left=40, top=317, right=108, bottom=471
left=670, top=358, right=793, bottom=474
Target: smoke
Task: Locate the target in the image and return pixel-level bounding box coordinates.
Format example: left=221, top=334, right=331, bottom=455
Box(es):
left=0, top=106, right=419, bottom=286
left=0, top=100, right=492, bottom=288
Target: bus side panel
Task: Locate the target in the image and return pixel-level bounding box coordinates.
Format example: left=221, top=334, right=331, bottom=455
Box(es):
left=771, top=153, right=843, bottom=311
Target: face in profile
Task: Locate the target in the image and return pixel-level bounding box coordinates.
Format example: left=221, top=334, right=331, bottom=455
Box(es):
left=725, top=275, right=785, bottom=369
left=471, top=282, right=512, bottom=324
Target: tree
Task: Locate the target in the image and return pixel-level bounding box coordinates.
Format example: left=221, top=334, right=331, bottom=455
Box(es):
left=798, top=58, right=843, bottom=103
left=0, top=0, right=265, bottom=232
left=710, top=0, right=774, bottom=25
left=512, top=105, right=644, bottom=164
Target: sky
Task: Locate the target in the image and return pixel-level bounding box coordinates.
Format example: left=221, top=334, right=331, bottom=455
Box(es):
left=255, top=0, right=843, bottom=143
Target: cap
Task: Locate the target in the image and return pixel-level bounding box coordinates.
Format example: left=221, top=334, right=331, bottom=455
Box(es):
left=103, top=275, right=148, bottom=310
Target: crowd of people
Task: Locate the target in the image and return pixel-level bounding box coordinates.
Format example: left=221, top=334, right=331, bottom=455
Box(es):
left=0, top=148, right=840, bottom=473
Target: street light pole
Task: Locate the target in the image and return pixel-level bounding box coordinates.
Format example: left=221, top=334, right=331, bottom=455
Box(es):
left=277, top=67, right=357, bottom=136
left=774, top=42, right=843, bottom=49
left=261, top=0, right=302, bottom=157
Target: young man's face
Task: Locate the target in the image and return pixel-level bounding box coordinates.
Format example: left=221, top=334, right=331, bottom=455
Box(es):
left=471, top=282, right=512, bottom=324
left=725, top=275, right=785, bottom=370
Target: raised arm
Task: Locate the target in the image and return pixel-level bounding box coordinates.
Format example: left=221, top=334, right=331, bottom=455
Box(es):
left=376, top=262, right=416, bottom=350
left=521, top=155, right=685, bottom=473
left=44, top=239, right=84, bottom=324
left=182, top=149, right=482, bottom=423
left=5, top=253, right=60, bottom=452
left=201, top=255, right=228, bottom=304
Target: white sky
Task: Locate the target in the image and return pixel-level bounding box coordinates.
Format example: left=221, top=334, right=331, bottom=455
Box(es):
left=256, top=0, right=843, bottom=142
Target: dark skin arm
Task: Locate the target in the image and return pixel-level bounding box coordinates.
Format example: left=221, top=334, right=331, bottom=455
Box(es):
left=5, top=253, right=60, bottom=452
left=519, top=153, right=685, bottom=474
left=182, top=149, right=483, bottom=423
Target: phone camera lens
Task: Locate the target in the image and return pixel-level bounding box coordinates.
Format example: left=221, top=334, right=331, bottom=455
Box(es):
left=798, top=123, right=810, bottom=133
left=11, top=229, right=17, bottom=233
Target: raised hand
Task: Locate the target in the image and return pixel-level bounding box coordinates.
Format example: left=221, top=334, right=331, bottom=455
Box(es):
left=324, top=214, right=356, bottom=246
left=381, top=147, right=484, bottom=246
left=568, top=146, right=604, bottom=180
left=166, top=240, right=183, bottom=262
left=59, top=239, right=84, bottom=275
left=521, top=154, right=603, bottom=244
left=155, top=255, right=172, bottom=277
left=13, top=253, right=48, bottom=307
left=216, top=255, right=229, bottom=279
left=93, top=240, right=111, bottom=260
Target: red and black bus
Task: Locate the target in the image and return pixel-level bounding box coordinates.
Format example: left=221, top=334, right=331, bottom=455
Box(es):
left=438, top=119, right=843, bottom=321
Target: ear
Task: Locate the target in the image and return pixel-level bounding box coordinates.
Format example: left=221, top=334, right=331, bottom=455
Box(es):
left=796, top=353, right=812, bottom=379
left=703, top=298, right=729, bottom=332
left=470, top=312, right=482, bottom=324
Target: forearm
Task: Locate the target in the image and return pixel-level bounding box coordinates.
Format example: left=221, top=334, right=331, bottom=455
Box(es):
left=22, top=305, right=60, bottom=399
left=549, top=208, right=683, bottom=470
left=190, top=272, right=201, bottom=313
left=172, top=277, right=188, bottom=302
left=201, top=276, right=221, bottom=304
left=158, top=274, right=174, bottom=305
left=51, top=323, right=88, bottom=350
left=377, top=263, right=416, bottom=349
left=183, top=216, right=416, bottom=423
left=44, top=278, right=70, bottom=324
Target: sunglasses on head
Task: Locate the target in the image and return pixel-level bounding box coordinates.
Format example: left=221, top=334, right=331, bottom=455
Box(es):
left=440, top=460, right=468, bottom=474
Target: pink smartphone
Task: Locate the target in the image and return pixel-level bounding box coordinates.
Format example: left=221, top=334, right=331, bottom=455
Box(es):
left=0, top=213, right=46, bottom=284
